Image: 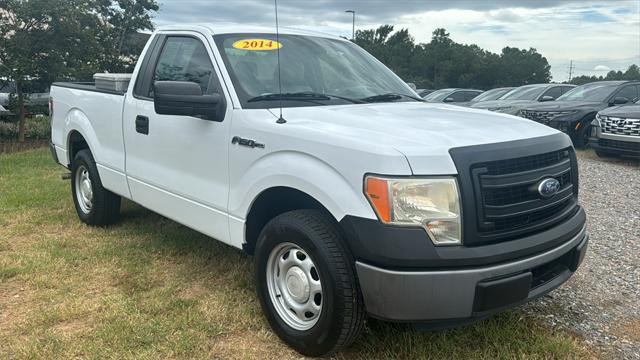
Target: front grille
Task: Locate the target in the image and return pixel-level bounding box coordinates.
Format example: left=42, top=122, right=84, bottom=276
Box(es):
left=601, top=117, right=640, bottom=137
left=471, top=148, right=578, bottom=243
left=599, top=138, right=640, bottom=151
left=483, top=171, right=571, bottom=206
left=519, top=110, right=575, bottom=125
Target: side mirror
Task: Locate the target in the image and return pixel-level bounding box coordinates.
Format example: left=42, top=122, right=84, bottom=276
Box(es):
left=154, top=81, right=224, bottom=121
left=611, top=96, right=629, bottom=105
left=539, top=95, right=555, bottom=102
left=443, top=97, right=455, bottom=103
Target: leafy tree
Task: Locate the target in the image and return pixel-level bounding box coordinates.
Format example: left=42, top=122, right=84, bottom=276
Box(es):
left=497, top=47, right=551, bottom=86
left=0, top=0, right=158, bottom=142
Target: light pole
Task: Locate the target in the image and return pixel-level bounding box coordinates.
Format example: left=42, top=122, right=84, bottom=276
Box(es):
left=345, top=10, right=355, bottom=40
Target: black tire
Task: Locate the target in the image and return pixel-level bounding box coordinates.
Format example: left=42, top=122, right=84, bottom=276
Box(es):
left=71, top=149, right=121, bottom=226
left=572, top=123, right=591, bottom=149
left=254, top=209, right=365, bottom=357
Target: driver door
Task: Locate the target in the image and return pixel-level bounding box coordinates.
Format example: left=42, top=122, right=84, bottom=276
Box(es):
left=123, top=33, right=233, bottom=244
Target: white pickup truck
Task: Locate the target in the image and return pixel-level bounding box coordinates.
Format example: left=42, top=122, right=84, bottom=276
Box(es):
left=50, top=24, right=588, bottom=356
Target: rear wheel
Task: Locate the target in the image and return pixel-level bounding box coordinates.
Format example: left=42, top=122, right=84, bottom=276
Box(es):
left=255, top=210, right=365, bottom=357
left=71, top=149, right=121, bottom=225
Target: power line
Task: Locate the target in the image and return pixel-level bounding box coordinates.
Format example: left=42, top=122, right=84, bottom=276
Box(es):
left=568, top=60, right=573, bottom=82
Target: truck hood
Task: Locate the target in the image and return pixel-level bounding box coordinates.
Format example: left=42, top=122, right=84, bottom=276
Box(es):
left=599, top=104, right=640, bottom=118
left=277, top=102, right=559, bottom=174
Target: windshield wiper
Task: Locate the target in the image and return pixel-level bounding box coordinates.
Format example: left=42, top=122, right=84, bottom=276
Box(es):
left=248, top=91, right=363, bottom=104
left=360, top=93, right=425, bottom=103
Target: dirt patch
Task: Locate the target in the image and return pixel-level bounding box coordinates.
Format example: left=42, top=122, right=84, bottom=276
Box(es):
left=612, top=318, right=640, bottom=343
left=178, top=282, right=208, bottom=300
left=51, top=317, right=95, bottom=335
left=208, top=330, right=300, bottom=360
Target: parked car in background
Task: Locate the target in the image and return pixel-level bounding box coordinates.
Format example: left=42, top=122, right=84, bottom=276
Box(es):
left=417, top=89, right=435, bottom=97
left=0, top=81, right=50, bottom=112
left=466, top=87, right=514, bottom=105
left=0, top=82, right=16, bottom=106
left=519, top=81, right=639, bottom=148
left=422, top=88, right=483, bottom=105
left=471, top=83, right=575, bottom=115
left=589, top=100, right=640, bottom=157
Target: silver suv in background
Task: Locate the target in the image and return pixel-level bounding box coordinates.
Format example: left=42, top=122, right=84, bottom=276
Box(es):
left=590, top=100, right=640, bottom=158
left=471, top=83, right=575, bottom=115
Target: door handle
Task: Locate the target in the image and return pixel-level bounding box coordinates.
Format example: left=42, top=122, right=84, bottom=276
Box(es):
left=135, top=115, right=149, bottom=135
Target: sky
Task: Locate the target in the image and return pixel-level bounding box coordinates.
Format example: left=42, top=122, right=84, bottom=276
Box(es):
left=153, top=0, right=640, bottom=82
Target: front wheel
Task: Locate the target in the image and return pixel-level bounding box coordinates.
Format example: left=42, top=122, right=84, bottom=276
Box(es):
left=255, top=210, right=365, bottom=357
left=572, top=123, right=591, bottom=149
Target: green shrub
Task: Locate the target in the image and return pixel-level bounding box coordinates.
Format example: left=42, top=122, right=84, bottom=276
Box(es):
left=0, top=116, right=50, bottom=140
left=0, top=121, right=18, bottom=139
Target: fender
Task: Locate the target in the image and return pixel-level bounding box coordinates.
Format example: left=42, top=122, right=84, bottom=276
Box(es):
left=64, top=108, right=99, bottom=165
left=227, top=150, right=380, bottom=247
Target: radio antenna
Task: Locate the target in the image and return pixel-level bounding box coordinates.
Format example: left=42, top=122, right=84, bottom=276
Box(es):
left=275, top=0, right=286, bottom=124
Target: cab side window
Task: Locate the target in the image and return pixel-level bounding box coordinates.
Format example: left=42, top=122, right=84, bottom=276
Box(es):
left=541, top=86, right=562, bottom=100
left=463, top=91, right=481, bottom=101
left=615, top=85, right=638, bottom=102
left=561, top=86, right=574, bottom=95
left=448, top=91, right=467, bottom=102
left=151, top=37, right=218, bottom=96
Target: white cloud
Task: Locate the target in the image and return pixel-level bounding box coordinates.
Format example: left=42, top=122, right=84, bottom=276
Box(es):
left=154, top=0, right=640, bottom=82
left=594, top=65, right=612, bottom=71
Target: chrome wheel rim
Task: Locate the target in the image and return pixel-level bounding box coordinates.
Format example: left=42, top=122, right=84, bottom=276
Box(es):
left=266, top=242, right=323, bottom=331
left=75, top=165, right=93, bottom=214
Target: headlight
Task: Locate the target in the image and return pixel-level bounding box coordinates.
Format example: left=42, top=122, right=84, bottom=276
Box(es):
left=595, top=113, right=607, bottom=122
left=364, top=176, right=461, bottom=245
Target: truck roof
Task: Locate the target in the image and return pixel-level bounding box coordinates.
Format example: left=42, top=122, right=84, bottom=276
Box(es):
left=156, top=23, right=345, bottom=41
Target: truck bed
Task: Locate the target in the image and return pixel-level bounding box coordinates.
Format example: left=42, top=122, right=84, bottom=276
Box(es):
left=52, top=82, right=127, bottom=96
left=50, top=82, right=127, bottom=194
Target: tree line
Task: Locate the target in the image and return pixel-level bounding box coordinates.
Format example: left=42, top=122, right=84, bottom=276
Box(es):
left=569, top=65, right=640, bottom=85
left=355, top=26, right=553, bottom=90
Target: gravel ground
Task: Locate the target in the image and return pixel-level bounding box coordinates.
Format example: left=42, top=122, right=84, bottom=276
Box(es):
left=524, top=151, right=640, bottom=359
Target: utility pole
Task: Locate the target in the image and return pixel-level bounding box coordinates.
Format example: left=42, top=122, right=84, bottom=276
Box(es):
left=345, top=10, right=355, bottom=40
left=568, top=60, right=574, bottom=82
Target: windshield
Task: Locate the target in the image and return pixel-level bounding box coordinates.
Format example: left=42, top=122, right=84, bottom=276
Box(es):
left=423, top=89, right=454, bottom=101
left=471, top=88, right=512, bottom=102
left=214, top=33, right=417, bottom=108
left=499, top=85, right=547, bottom=100
left=556, top=82, right=620, bottom=102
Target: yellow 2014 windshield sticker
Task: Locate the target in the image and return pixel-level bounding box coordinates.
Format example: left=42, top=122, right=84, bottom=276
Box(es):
left=232, top=39, right=282, bottom=51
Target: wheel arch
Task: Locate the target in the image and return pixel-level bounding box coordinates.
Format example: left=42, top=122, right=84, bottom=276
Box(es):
left=63, top=108, right=99, bottom=166
left=67, top=130, right=90, bottom=165
left=243, top=186, right=333, bottom=255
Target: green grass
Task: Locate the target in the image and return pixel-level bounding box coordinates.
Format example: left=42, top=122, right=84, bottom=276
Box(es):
left=0, top=148, right=596, bottom=359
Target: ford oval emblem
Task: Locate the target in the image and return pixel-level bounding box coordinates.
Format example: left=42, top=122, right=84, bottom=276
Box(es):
left=537, top=178, right=561, bottom=198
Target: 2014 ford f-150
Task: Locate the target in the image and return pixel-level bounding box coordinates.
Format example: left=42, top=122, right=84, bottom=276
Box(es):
left=49, top=24, right=588, bottom=356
